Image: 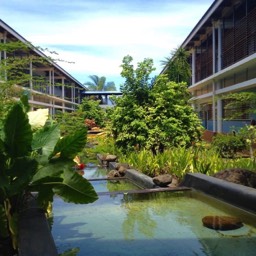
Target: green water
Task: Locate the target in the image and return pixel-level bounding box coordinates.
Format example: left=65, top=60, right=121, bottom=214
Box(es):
left=52, top=190, right=256, bottom=256
left=91, top=179, right=141, bottom=193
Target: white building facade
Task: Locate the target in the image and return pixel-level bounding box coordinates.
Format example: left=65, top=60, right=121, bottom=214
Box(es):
left=181, top=0, right=256, bottom=133
left=0, top=19, right=85, bottom=115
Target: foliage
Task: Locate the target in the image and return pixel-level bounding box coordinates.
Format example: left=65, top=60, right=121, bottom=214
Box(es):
left=120, top=55, right=155, bottom=105
left=222, top=92, right=256, bottom=119
left=145, top=76, right=202, bottom=152
left=212, top=133, right=246, bottom=158
left=119, top=144, right=256, bottom=179
left=161, top=47, right=191, bottom=84
left=0, top=41, right=63, bottom=122
left=85, top=134, right=120, bottom=161
left=55, top=98, right=106, bottom=136
left=0, top=100, right=98, bottom=250
left=84, top=75, right=116, bottom=91
left=118, top=147, right=202, bottom=178
left=78, top=98, right=106, bottom=128
left=238, top=124, right=256, bottom=159
left=0, top=41, right=31, bottom=121
left=109, top=55, right=202, bottom=153
left=55, top=110, right=87, bottom=136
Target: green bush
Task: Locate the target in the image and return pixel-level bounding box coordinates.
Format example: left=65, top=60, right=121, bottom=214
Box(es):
left=79, top=98, right=106, bottom=127
left=212, top=133, right=246, bottom=158
left=109, top=56, right=202, bottom=154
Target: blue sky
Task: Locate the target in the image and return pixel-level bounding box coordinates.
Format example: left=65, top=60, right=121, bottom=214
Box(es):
left=1, top=0, right=214, bottom=89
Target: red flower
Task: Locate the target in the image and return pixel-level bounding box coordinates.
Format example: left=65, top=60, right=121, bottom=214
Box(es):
left=78, top=163, right=86, bottom=170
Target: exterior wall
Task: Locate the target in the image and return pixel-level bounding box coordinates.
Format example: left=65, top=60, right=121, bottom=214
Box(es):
left=0, top=19, right=85, bottom=115
left=185, top=0, right=256, bottom=133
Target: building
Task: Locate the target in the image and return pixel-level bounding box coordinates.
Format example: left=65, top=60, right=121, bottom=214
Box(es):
left=82, top=90, right=122, bottom=108
left=166, top=0, right=256, bottom=133
left=0, top=19, right=86, bottom=115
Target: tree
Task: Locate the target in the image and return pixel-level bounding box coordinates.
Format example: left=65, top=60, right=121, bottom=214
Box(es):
left=0, top=41, right=34, bottom=121
left=0, top=41, right=73, bottom=122
left=222, top=92, right=256, bottom=119
left=146, top=75, right=202, bottom=153
left=78, top=98, right=106, bottom=128
left=161, top=47, right=191, bottom=84
left=84, top=75, right=116, bottom=91
left=120, top=55, right=155, bottom=105
left=109, top=55, right=202, bottom=153
left=222, top=91, right=256, bottom=159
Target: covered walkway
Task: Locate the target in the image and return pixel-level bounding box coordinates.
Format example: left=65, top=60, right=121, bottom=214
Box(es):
left=82, top=91, right=122, bottom=106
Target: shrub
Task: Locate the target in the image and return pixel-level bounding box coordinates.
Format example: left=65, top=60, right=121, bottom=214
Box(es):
left=212, top=133, right=246, bottom=158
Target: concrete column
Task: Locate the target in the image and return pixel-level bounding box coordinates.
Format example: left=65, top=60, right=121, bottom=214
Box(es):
left=3, top=31, right=7, bottom=80
left=29, top=60, right=34, bottom=107
left=191, top=48, right=196, bottom=84
left=71, top=83, right=74, bottom=110
left=217, top=97, right=222, bottom=133
left=48, top=70, right=53, bottom=115
left=52, top=70, right=55, bottom=115
left=217, top=21, right=222, bottom=72
left=52, top=69, right=55, bottom=96
left=49, top=70, right=52, bottom=95
left=212, top=22, right=216, bottom=74
left=212, top=82, right=216, bottom=132
left=62, top=78, right=65, bottom=112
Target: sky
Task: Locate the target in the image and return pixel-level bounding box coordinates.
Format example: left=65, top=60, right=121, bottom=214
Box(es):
left=0, top=0, right=214, bottom=89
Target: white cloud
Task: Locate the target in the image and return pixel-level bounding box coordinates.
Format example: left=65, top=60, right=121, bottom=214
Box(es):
left=0, top=0, right=214, bottom=86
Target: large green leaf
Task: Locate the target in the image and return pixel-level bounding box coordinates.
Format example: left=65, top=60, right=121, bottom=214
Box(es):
left=49, top=129, right=87, bottom=160
left=4, top=103, right=32, bottom=157
left=32, top=124, right=60, bottom=157
left=0, top=204, right=9, bottom=238
left=36, top=187, right=55, bottom=208
left=0, top=138, right=4, bottom=153
left=7, top=157, right=38, bottom=197
left=53, top=169, right=98, bottom=204
left=30, top=163, right=65, bottom=185
left=8, top=157, right=38, bottom=179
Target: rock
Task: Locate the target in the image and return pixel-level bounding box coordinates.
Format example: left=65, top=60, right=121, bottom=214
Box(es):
left=117, top=166, right=127, bottom=176
left=202, top=216, right=243, bottom=230
left=107, top=170, right=121, bottom=178
left=105, top=154, right=117, bottom=162
left=213, top=168, right=256, bottom=188
left=115, top=163, right=130, bottom=170
left=153, top=174, right=172, bottom=187
left=168, top=175, right=180, bottom=188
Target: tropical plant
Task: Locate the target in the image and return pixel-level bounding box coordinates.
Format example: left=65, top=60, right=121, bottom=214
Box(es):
left=238, top=124, right=256, bottom=159
left=78, top=98, right=106, bottom=128
left=55, top=110, right=87, bottom=136
left=109, top=55, right=202, bottom=153
left=212, top=132, right=246, bottom=158
left=161, top=47, right=191, bottom=84
left=222, top=92, right=256, bottom=119
left=84, top=75, right=116, bottom=91
left=146, top=75, right=202, bottom=152
left=120, top=55, right=155, bottom=104
left=0, top=99, right=98, bottom=252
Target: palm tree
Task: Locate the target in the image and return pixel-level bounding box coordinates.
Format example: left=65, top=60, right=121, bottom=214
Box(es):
left=161, top=47, right=191, bottom=84
left=84, top=75, right=116, bottom=91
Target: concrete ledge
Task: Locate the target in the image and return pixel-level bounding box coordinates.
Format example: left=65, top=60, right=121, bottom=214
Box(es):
left=18, top=207, right=58, bottom=256
left=181, top=173, right=256, bottom=213
left=125, top=169, right=157, bottom=189
left=108, top=162, right=157, bottom=189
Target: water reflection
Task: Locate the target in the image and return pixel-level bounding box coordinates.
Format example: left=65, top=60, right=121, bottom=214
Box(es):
left=52, top=164, right=256, bottom=256
left=122, top=193, right=157, bottom=239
